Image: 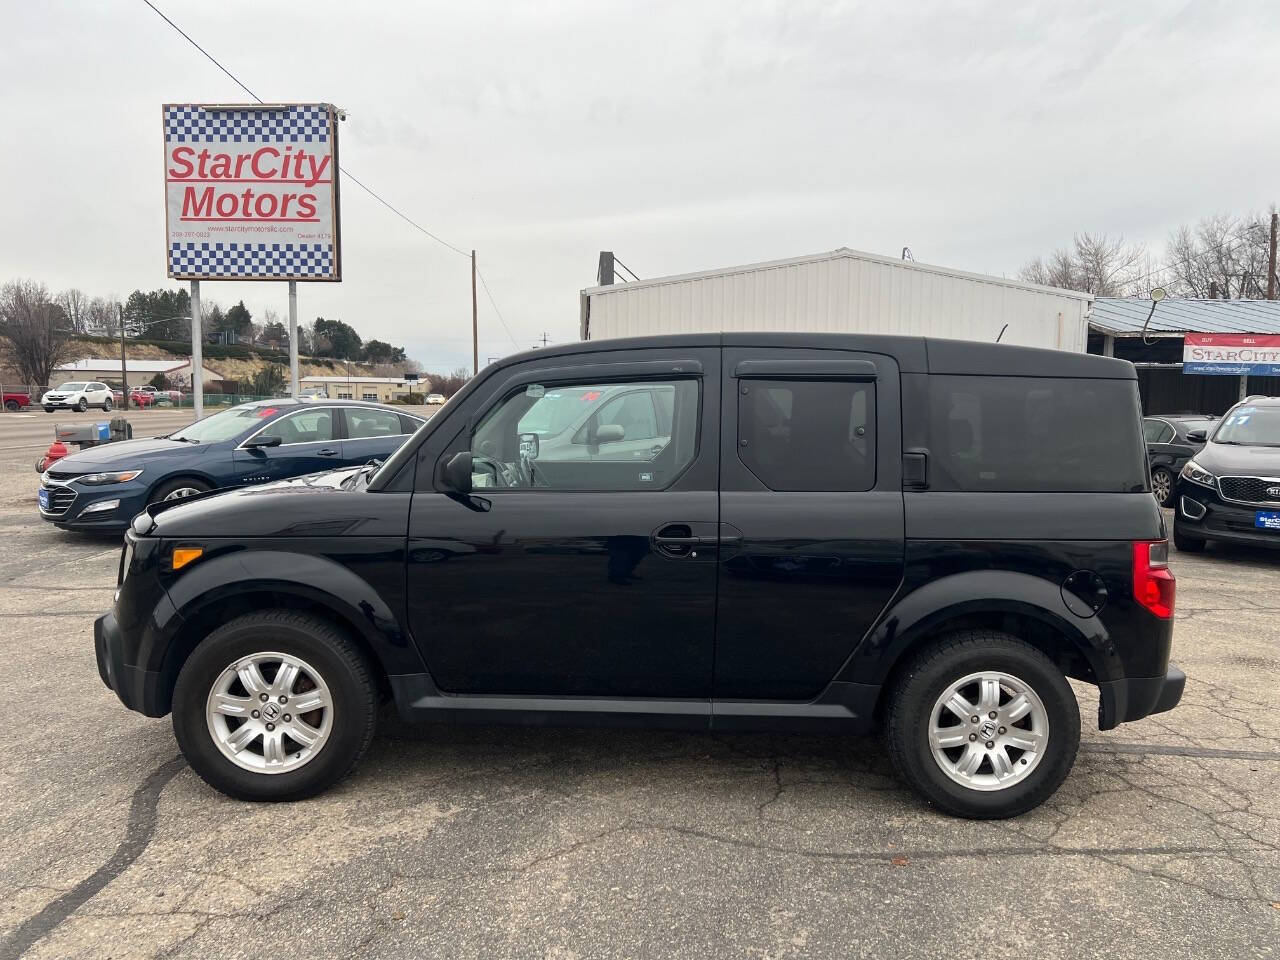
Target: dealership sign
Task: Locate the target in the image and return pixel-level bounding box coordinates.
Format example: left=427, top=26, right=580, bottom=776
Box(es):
left=1183, top=333, right=1280, bottom=376
left=163, top=103, right=341, bottom=281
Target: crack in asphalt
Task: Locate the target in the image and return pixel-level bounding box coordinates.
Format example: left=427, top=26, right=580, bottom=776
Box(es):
left=0, top=756, right=185, bottom=960
left=1080, top=741, right=1280, bottom=761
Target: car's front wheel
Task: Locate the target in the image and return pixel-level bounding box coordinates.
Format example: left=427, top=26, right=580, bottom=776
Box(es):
left=172, top=611, right=377, bottom=800
left=149, top=477, right=211, bottom=503
left=75, top=398, right=88, bottom=412
left=43, top=406, right=54, bottom=413
left=1151, top=466, right=1174, bottom=506
left=4, top=400, right=18, bottom=412
left=887, top=630, right=1080, bottom=819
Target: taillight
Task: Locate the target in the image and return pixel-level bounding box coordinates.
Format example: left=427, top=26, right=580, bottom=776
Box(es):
left=1133, top=540, right=1175, bottom=619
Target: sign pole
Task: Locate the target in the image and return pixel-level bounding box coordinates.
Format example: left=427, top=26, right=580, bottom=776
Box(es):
left=190, top=279, right=203, bottom=419
left=118, top=304, right=130, bottom=410
left=288, top=280, right=299, bottom=398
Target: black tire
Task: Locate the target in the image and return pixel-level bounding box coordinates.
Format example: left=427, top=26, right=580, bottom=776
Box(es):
left=172, top=610, right=377, bottom=801
left=102, top=398, right=113, bottom=412
left=75, top=398, right=88, bottom=412
left=1173, top=522, right=1206, bottom=553
left=43, top=406, right=54, bottom=413
left=4, top=400, right=18, bottom=412
left=148, top=476, right=212, bottom=504
left=1151, top=466, right=1175, bottom=507
left=886, top=630, right=1080, bottom=819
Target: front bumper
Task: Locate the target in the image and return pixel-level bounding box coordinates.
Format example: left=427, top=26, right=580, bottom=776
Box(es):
left=39, top=482, right=149, bottom=532
left=1175, top=483, right=1280, bottom=549
left=95, top=611, right=167, bottom=716
left=1097, top=665, right=1186, bottom=730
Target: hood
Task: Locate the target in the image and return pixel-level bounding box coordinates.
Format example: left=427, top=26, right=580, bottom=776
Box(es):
left=147, top=466, right=378, bottom=538
left=1193, top=440, right=1280, bottom=477
left=51, top=437, right=209, bottom=470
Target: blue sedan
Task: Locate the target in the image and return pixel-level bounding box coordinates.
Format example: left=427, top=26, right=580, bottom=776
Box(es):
left=38, top=399, right=425, bottom=533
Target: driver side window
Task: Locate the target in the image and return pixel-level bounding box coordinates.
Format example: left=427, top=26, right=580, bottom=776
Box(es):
left=469, top=378, right=698, bottom=491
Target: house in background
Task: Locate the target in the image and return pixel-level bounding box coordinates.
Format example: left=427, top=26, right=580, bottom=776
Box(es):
left=298, top=375, right=425, bottom=403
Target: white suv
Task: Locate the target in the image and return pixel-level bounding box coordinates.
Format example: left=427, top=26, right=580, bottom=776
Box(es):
left=42, top=381, right=114, bottom=413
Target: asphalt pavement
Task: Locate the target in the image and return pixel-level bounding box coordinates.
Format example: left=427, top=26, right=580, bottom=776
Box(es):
left=0, top=418, right=1275, bottom=959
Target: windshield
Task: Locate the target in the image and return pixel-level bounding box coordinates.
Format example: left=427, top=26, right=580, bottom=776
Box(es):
left=1213, top=405, right=1280, bottom=445
left=55, top=382, right=87, bottom=391
left=170, top=404, right=280, bottom=443
left=517, top=387, right=605, bottom=436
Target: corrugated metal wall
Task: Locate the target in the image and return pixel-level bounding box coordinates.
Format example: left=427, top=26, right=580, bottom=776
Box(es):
left=583, top=252, right=1090, bottom=352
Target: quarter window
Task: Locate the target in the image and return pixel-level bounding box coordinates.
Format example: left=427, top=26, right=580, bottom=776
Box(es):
left=255, top=409, right=334, bottom=446
left=737, top=380, right=876, bottom=491
left=468, top=378, right=698, bottom=490
left=346, top=407, right=404, bottom=439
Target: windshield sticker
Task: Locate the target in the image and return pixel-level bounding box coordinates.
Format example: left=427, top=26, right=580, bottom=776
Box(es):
left=639, top=472, right=654, bottom=482
left=525, top=384, right=545, bottom=398
left=582, top=390, right=602, bottom=403
left=256, top=407, right=278, bottom=418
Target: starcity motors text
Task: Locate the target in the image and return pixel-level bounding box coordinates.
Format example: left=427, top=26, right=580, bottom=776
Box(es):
left=167, top=145, right=331, bottom=222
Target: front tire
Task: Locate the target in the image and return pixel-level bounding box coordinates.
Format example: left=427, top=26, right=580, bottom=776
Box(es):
left=887, top=630, right=1080, bottom=819
left=4, top=400, right=18, bottom=412
left=75, top=398, right=88, bottom=412
left=44, top=406, right=54, bottom=413
left=172, top=611, right=377, bottom=801
left=149, top=477, right=212, bottom=503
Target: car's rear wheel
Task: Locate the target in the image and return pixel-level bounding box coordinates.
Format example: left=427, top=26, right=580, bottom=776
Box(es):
left=887, top=630, right=1080, bottom=819
left=75, top=398, right=88, bottom=412
left=102, top=397, right=113, bottom=412
left=1173, top=522, right=1206, bottom=553
left=1151, top=466, right=1174, bottom=506
left=149, top=477, right=211, bottom=503
left=4, top=400, right=18, bottom=412
left=172, top=611, right=377, bottom=800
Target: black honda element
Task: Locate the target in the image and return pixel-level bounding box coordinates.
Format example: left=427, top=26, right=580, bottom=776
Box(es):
left=95, top=334, right=1183, bottom=818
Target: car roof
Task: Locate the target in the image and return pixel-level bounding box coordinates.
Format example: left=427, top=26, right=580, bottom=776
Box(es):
left=492, top=333, right=1135, bottom=379
left=238, top=397, right=409, bottom=411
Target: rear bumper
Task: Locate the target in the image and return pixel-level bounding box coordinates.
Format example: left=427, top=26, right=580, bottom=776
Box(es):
left=1097, top=665, right=1185, bottom=731
left=94, top=612, right=167, bottom=717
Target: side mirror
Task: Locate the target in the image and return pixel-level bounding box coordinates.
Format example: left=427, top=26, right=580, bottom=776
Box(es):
left=596, top=423, right=625, bottom=444
left=243, top=434, right=283, bottom=449
left=442, top=450, right=473, bottom=494
left=1186, top=429, right=1208, bottom=442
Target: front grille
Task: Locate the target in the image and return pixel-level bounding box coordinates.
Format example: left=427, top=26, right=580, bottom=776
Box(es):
left=1218, top=476, right=1280, bottom=506
left=41, top=485, right=77, bottom=517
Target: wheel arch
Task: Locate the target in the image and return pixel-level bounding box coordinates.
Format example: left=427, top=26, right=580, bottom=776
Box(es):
left=145, top=471, right=219, bottom=504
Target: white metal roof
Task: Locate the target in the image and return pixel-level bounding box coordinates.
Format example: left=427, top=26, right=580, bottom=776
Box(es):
left=1089, top=297, right=1280, bottom=336
left=300, top=375, right=412, bottom=384
left=581, top=247, right=1093, bottom=302
left=56, top=358, right=213, bottom=374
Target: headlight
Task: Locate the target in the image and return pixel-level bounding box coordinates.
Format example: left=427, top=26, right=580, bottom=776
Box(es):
left=75, top=470, right=143, bottom=486
left=1180, top=459, right=1216, bottom=488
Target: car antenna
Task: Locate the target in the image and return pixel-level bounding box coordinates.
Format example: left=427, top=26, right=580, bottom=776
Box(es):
left=995, top=324, right=1008, bottom=343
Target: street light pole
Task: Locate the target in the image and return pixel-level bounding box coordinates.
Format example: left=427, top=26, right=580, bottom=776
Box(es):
left=118, top=304, right=129, bottom=410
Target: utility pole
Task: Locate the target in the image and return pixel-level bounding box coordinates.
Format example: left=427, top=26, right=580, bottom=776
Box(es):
left=190, top=280, right=203, bottom=419
left=471, top=250, right=479, bottom=377
left=288, top=280, right=300, bottom=397
left=118, top=304, right=129, bottom=410
left=1268, top=212, right=1278, bottom=300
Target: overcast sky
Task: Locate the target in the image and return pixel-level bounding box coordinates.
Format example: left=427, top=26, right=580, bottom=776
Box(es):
left=3, top=0, right=1278, bottom=370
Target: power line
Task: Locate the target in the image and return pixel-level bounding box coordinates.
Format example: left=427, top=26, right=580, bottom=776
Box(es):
left=142, top=0, right=510, bottom=328
left=476, top=269, right=519, bottom=348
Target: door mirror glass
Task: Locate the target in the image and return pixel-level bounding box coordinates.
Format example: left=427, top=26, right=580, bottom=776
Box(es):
left=243, top=434, right=283, bottom=448
left=595, top=423, right=626, bottom=444
left=1186, top=429, right=1207, bottom=442
left=442, top=450, right=473, bottom=493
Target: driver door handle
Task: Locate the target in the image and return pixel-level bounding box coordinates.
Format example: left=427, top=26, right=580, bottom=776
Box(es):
left=317, top=448, right=339, bottom=457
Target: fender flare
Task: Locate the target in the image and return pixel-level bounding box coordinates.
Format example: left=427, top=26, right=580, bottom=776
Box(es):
left=836, top=569, right=1122, bottom=689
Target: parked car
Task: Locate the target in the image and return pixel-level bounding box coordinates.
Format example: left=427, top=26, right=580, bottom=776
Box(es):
left=425, top=393, right=446, bottom=405
left=299, top=387, right=329, bottom=399
left=40, top=398, right=424, bottom=532
left=3, top=390, right=30, bottom=412
left=95, top=334, right=1182, bottom=818
left=129, top=387, right=157, bottom=408
left=1173, top=395, right=1280, bottom=551
left=42, top=381, right=114, bottom=412
left=1144, top=415, right=1214, bottom=505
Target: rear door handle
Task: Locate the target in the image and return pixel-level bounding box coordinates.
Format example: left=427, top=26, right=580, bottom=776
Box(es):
left=318, top=448, right=339, bottom=457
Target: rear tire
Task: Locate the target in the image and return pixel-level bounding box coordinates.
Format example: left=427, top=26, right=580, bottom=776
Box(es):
left=4, top=400, right=18, bottom=412
left=886, top=630, right=1080, bottom=819
left=1173, top=522, right=1206, bottom=553
left=1151, top=466, right=1174, bottom=506
left=103, top=398, right=113, bottom=412
left=172, top=611, right=377, bottom=801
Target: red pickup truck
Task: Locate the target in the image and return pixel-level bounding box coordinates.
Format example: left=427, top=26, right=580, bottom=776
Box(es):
left=4, top=391, right=31, bottom=412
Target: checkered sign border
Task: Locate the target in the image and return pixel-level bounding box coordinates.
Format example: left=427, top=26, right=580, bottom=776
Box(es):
left=164, top=104, right=330, bottom=143
left=168, top=242, right=334, bottom=279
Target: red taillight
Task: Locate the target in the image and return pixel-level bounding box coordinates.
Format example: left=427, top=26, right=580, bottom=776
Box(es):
left=1133, top=540, right=1175, bottom=619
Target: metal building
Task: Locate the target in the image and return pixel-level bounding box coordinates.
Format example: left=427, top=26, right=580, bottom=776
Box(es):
left=580, top=248, right=1093, bottom=352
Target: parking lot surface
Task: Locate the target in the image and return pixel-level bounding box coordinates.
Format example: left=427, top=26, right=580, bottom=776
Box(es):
left=0, top=417, right=1276, bottom=959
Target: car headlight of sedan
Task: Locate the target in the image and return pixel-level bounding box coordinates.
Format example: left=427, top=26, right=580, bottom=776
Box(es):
left=75, top=470, right=143, bottom=485
left=1180, top=459, right=1216, bottom=488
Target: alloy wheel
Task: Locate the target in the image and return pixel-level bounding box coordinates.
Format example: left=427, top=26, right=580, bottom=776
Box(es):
left=163, top=486, right=203, bottom=500
left=205, top=651, right=334, bottom=774
left=927, top=671, right=1049, bottom=791
left=1152, top=468, right=1172, bottom=504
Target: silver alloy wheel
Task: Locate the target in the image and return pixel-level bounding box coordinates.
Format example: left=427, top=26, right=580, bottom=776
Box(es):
left=163, top=486, right=203, bottom=500
left=1152, top=468, right=1173, bottom=504
left=206, top=651, right=334, bottom=774
left=927, top=670, right=1049, bottom=792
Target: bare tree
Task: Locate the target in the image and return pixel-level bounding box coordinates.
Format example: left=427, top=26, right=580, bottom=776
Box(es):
left=1018, top=233, right=1147, bottom=296
left=85, top=296, right=118, bottom=335
left=0, top=280, right=76, bottom=387
left=56, top=288, right=90, bottom=333
left=1161, top=212, right=1272, bottom=299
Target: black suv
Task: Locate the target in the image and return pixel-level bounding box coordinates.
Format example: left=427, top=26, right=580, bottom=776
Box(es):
left=1173, top=395, right=1280, bottom=551
left=95, top=334, right=1183, bottom=819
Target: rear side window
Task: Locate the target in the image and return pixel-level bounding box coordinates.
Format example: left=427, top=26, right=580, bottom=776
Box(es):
left=737, top=380, right=875, bottom=491
left=928, top=376, right=1146, bottom=492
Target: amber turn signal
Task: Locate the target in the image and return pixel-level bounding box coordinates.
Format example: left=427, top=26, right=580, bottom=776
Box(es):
left=171, top=547, right=204, bottom=570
